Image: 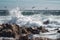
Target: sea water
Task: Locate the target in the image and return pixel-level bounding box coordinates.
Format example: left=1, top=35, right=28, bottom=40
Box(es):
left=0, top=7, right=60, bottom=39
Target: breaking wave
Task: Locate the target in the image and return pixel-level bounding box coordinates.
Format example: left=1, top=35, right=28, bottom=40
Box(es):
left=9, top=7, right=43, bottom=27
left=0, top=7, right=60, bottom=28
left=0, top=7, right=59, bottom=39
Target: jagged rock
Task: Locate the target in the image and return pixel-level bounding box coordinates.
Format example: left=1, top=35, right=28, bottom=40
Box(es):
left=31, top=28, right=40, bottom=34
left=0, top=23, right=21, bottom=39
left=11, top=24, right=21, bottom=39
left=43, top=20, right=49, bottom=24
left=39, top=26, right=49, bottom=33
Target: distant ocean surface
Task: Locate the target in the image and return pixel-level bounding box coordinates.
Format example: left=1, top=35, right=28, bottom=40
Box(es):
left=0, top=7, right=60, bottom=39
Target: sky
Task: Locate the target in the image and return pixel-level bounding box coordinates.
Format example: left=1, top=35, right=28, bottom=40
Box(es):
left=0, top=0, right=60, bottom=10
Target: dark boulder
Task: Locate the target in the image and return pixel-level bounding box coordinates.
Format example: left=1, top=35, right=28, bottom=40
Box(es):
left=0, top=23, right=21, bottom=39
left=39, top=26, right=49, bottom=33
left=57, top=30, right=60, bottom=33
left=43, top=20, right=49, bottom=24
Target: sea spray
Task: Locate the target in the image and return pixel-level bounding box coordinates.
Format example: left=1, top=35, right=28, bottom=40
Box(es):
left=0, top=7, right=60, bottom=39
left=0, top=7, right=60, bottom=28
left=9, top=7, right=43, bottom=27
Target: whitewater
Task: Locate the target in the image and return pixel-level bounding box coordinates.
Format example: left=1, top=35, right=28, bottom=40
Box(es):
left=0, top=7, right=60, bottom=39
left=0, top=7, right=60, bottom=28
left=9, top=7, right=60, bottom=28
left=8, top=7, right=43, bottom=27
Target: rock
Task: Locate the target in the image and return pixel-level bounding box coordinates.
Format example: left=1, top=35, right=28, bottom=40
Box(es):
left=31, top=28, right=40, bottom=34
left=22, top=28, right=28, bottom=34
left=43, top=20, right=49, bottom=24
left=39, top=26, right=49, bottom=33
left=20, top=35, right=28, bottom=40
left=0, top=23, right=14, bottom=37
left=55, top=28, right=59, bottom=30
left=0, top=23, right=21, bottom=40
left=57, top=30, right=60, bottom=33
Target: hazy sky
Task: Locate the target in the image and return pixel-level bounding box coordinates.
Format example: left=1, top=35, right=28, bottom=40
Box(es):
left=0, top=0, right=60, bottom=10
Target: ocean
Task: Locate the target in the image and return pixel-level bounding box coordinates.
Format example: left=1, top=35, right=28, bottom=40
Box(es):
left=0, top=7, right=60, bottom=27
left=0, top=7, right=60, bottom=39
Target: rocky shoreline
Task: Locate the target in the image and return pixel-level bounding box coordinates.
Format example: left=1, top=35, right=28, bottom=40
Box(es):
left=0, top=23, right=60, bottom=40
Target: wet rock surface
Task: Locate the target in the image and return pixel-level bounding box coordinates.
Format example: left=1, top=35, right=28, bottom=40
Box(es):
left=43, top=20, right=49, bottom=24
left=0, top=23, right=21, bottom=40
left=0, top=23, right=59, bottom=40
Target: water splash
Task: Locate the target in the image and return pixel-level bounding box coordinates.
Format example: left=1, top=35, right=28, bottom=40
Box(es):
left=9, top=7, right=43, bottom=27
left=0, top=7, right=60, bottom=28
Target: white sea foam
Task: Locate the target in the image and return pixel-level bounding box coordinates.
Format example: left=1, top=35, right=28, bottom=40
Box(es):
left=0, top=7, right=60, bottom=28
left=9, top=7, right=60, bottom=39
left=9, top=7, right=43, bottom=27
left=0, top=7, right=60, bottom=39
